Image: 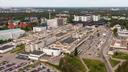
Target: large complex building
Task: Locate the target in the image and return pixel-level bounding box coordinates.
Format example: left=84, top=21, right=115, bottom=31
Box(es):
left=17, top=24, right=88, bottom=58
left=0, top=29, right=25, bottom=40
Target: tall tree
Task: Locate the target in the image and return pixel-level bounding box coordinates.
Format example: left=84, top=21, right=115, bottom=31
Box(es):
left=74, top=48, right=78, bottom=56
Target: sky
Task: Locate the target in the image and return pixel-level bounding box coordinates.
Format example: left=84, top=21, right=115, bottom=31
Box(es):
left=0, top=0, right=128, bottom=7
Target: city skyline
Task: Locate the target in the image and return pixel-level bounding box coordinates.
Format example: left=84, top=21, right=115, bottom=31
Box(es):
left=0, top=0, right=128, bottom=7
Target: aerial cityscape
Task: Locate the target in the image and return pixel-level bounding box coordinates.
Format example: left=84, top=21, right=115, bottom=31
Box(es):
left=0, top=0, right=128, bottom=72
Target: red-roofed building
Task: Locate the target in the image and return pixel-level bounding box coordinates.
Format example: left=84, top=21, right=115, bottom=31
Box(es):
left=8, top=23, right=17, bottom=29
left=18, top=22, right=32, bottom=28
left=8, top=22, right=32, bottom=29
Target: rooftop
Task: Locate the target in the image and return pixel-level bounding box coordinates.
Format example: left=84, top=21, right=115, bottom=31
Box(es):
left=55, top=32, right=66, bottom=37
left=0, top=28, right=24, bottom=34
left=30, top=51, right=44, bottom=55
left=111, top=39, right=128, bottom=49
left=61, top=37, right=77, bottom=44
left=0, top=45, right=14, bottom=50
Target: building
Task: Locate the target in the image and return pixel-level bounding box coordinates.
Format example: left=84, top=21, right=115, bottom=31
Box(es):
left=73, top=15, right=92, bottom=22
left=0, top=45, right=15, bottom=53
left=28, top=51, right=45, bottom=60
left=73, top=15, right=80, bottom=21
left=56, top=14, right=69, bottom=25
left=92, top=15, right=100, bottom=21
left=18, top=22, right=32, bottom=28
left=8, top=21, right=32, bottom=29
left=115, top=25, right=128, bottom=38
left=40, top=18, right=47, bottom=24
left=49, top=36, right=78, bottom=54
left=118, top=29, right=128, bottom=38
left=43, top=48, right=61, bottom=56
left=47, top=18, right=66, bottom=29
left=0, top=29, right=25, bottom=40
left=110, top=39, right=128, bottom=49
left=57, top=18, right=65, bottom=26
left=33, top=26, right=47, bottom=32
left=8, top=20, right=17, bottom=29
left=118, top=30, right=128, bottom=38
left=56, top=14, right=69, bottom=18
left=47, top=18, right=58, bottom=29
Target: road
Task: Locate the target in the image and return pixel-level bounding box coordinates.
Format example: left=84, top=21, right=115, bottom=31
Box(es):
left=100, top=30, right=114, bottom=72
left=76, top=26, right=114, bottom=72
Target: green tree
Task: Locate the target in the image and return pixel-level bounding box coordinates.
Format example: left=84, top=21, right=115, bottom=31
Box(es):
left=21, top=27, right=32, bottom=31
left=113, top=28, right=118, bottom=37
left=116, top=61, right=128, bottom=72
left=74, top=48, right=78, bottom=56
left=67, top=15, right=74, bottom=23
left=97, top=33, right=100, bottom=37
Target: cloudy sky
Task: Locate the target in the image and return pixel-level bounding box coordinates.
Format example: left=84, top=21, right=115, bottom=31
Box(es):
left=0, top=0, right=127, bottom=7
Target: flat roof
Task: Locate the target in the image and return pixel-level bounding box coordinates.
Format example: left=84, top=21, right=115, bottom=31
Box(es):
left=49, top=48, right=60, bottom=50
left=111, top=39, right=127, bottom=48
left=0, top=28, right=24, bottom=34
left=30, top=51, right=44, bottom=55
left=61, top=37, right=77, bottom=44
left=55, top=32, right=66, bottom=37
left=0, top=45, right=14, bottom=50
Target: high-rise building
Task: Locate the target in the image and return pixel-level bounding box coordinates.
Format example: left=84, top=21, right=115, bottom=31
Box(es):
left=73, top=15, right=93, bottom=22
left=47, top=18, right=65, bottom=29
left=47, top=18, right=58, bottom=29
left=92, top=15, right=100, bottom=21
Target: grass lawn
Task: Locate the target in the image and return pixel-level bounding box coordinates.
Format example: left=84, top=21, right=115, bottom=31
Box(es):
left=63, top=55, right=86, bottom=72
left=112, top=52, right=128, bottom=60
left=47, top=55, right=86, bottom=72
left=109, top=59, right=120, bottom=67
left=11, top=44, right=25, bottom=54
left=83, top=59, right=107, bottom=72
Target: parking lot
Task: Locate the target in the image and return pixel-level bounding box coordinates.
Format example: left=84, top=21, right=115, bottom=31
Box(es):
left=0, top=53, right=56, bottom=72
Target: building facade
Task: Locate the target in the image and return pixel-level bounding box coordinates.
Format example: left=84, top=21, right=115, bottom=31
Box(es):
left=0, top=29, right=25, bottom=40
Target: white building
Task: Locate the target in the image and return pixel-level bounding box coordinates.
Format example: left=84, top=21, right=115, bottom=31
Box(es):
left=43, top=48, right=61, bottom=56
left=118, top=29, right=128, bottom=38
left=92, top=15, right=100, bottom=21
left=41, top=18, right=47, bottom=24
left=33, top=26, right=47, bottom=32
left=115, top=25, right=128, bottom=38
left=74, top=15, right=80, bottom=21
left=25, top=41, right=45, bottom=52
left=0, top=29, right=25, bottom=40
left=73, top=15, right=92, bottom=22
left=28, top=51, right=45, bottom=60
